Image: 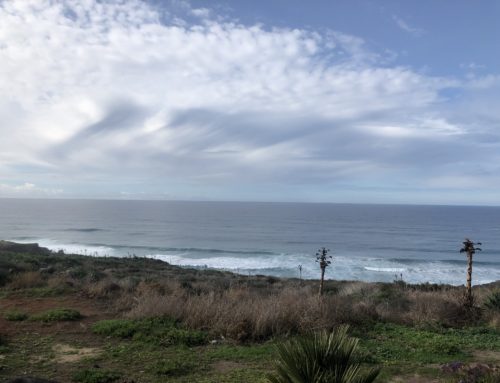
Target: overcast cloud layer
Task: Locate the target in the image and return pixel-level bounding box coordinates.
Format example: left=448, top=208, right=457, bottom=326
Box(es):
left=1, top=0, right=500, bottom=204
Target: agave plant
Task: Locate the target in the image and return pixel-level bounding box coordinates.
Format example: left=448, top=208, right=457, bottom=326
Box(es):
left=267, top=325, right=380, bottom=383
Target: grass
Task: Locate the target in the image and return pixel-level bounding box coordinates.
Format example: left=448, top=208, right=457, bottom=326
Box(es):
left=72, top=369, right=121, bottom=383
left=92, top=318, right=207, bottom=346
left=359, top=323, right=500, bottom=365
left=4, top=309, right=28, bottom=321
left=30, top=308, right=82, bottom=322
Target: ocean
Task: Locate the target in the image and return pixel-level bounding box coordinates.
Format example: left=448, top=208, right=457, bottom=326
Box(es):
left=1, top=198, right=499, bottom=285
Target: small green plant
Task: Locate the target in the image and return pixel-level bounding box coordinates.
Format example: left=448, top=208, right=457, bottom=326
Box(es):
left=72, top=369, right=120, bottom=383
left=31, top=308, right=82, bottom=322
left=4, top=309, right=28, bottom=321
left=92, top=319, right=138, bottom=338
left=483, top=290, right=500, bottom=311
left=267, top=325, right=380, bottom=383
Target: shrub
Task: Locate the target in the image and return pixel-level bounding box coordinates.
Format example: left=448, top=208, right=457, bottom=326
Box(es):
left=484, top=290, right=500, bottom=312
left=31, top=308, right=82, bottom=322
left=84, top=279, right=121, bottom=299
left=267, top=325, right=380, bottom=383
left=8, top=271, right=45, bottom=289
left=4, top=309, right=28, bottom=321
left=72, top=369, right=120, bottom=383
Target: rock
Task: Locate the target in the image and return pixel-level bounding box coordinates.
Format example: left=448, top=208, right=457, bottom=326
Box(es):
left=0, top=241, right=51, bottom=255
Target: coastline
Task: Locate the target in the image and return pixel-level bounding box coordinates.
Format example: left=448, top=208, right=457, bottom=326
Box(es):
left=0, top=240, right=499, bottom=382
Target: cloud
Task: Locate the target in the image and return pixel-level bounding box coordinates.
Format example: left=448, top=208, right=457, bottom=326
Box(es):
left=0, top=182, right=63, bottom=197
left=0, top=0, right=499, bottom=203
left=392, top=15, right=425, bottom=37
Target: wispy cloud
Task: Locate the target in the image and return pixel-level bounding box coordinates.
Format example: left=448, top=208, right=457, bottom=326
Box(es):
left=392, top=15, right=425, bottom=37
left=0, top=1, right=499, bottom=203
left=0, top=182, right=63, bottom=197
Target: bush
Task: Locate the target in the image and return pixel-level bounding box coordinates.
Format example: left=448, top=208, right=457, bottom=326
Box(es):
left=72, top=369, right=120, bottom=383
left=484, top=290, right=500, bottom=312
left=267, top=325, right=380, bottom=383
left=8, top=271, right=45, bottom=289
left=31, top=308, right=82, bottom=322
left=4, top=310, right=28, bottom=321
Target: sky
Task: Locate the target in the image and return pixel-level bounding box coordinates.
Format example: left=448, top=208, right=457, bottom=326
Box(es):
left=1, top=0, right=500, bottom=205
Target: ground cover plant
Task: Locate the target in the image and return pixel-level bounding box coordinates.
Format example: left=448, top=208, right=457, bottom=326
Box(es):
left=0, top=241, right=499, bottom=382
left=30, top=308, right=83, bottom=322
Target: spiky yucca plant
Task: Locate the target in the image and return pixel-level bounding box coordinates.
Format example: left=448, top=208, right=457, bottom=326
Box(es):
left=267, top=325, right=380, bottom=383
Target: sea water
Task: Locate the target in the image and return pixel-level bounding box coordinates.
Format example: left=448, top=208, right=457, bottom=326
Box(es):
left=1, top=199, right=499, bottom=285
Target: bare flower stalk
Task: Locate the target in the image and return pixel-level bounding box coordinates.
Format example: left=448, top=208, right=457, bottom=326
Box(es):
left=316, top=247, right=332, bottom=296
left=459, top=238, right=482, bottom=308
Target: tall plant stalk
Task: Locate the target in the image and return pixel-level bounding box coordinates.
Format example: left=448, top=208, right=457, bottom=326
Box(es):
left=460, top=238, right=482, bottom=308
left=316, top=247, right=332, bottom=296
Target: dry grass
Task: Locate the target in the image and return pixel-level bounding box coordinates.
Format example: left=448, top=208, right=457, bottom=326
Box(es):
left=120, top=279, right=500, bottom=341
left=3, top=246, right=497, bottom=342
left=126, top=284, right=383, bottom=340
left=8, top=271, right=45, bottom=289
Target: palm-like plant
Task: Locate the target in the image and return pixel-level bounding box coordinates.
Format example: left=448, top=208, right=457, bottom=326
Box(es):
left=267, top=325, right=380, bottom=383
left=460, top=238, right=482, bottom=308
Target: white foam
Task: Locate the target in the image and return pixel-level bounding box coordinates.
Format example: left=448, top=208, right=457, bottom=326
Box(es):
left=147, top=252, right=500, bottom=286
left=11, top=238, right=115, bottom=257
left=9, top=237, right=500, bottom=285
left=150, top=254, right=288, bottom=270
left=364, top=267, right=406, bottom=273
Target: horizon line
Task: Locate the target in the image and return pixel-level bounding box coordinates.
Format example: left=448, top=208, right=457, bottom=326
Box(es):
left=0, top=196, right=499, bottom=208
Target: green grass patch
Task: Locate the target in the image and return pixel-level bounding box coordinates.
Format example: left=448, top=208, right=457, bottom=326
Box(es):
left=30, top=308, right=82, bottom=322
left=92, top=317, right=207, bottom=346
left=20, top=286, right=71, bottom=297
left=205, top=343, right=276, bottom=363
left=72, top=369, right=120, bottom=383
left=151, top=358, right=196, bottom=377
left=4, top=310, right=28, bottom=321
left=359, top=323, right=500, bottom=365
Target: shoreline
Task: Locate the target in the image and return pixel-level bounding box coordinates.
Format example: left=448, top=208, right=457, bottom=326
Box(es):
left=5, top=238, right=500, bottom=287
left=0, top=240, right=499, bottom=382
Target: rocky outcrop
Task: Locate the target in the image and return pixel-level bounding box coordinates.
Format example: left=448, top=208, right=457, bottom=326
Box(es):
left=0, top=241, right=51, bottom=255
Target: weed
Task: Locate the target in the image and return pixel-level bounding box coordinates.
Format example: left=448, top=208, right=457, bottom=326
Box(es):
left=30, top=308, right=82, bottom=322
left=151, top=359, right=196, bottom=377
left=72, top=369, right=120, bottom=383
left=484, top=290, right=500, bottom=311
left=8, top=271, right=45, bottom=289
left=92, top=318, right=207, bottom=346
left=4, top=309, right=28, bottom=321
